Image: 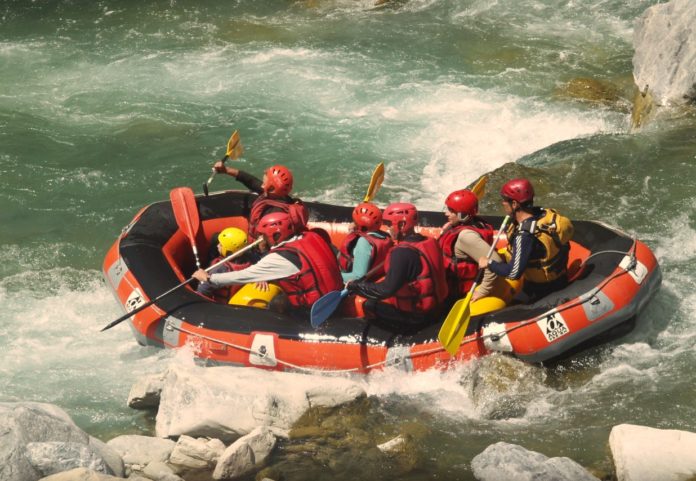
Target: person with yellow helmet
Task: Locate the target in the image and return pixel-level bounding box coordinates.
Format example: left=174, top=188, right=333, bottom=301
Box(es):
left=197, top=227, right=255, bottom=302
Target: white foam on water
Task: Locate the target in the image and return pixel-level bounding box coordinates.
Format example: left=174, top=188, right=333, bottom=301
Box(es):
left=0, top=266, right=171, bottom=409
left=362, top=364, right=478, bottom=418
left=366, top=83, right=620, bottom=208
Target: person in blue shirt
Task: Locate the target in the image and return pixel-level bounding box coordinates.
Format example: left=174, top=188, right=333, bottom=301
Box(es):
left=337, top=202, right=393, bottom=282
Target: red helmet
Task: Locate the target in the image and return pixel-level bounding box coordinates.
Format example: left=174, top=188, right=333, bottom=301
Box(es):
left=383, top=202, right=418, bottom=234
left=352, top=202, right=382, bottom=231
left=256, top=212, right=295, bottom=246
left=445, top=189, right=478, bottom=217
left=262, top=165, right=293, bottom=198
left=500, top=178, right=534, bottom=204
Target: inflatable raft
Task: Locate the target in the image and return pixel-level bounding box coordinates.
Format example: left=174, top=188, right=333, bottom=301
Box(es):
left=102, top=190, right=661, bottom=373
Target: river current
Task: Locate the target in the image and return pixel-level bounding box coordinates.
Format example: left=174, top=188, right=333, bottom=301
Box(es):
left=1, top=1, right=695, bottom=480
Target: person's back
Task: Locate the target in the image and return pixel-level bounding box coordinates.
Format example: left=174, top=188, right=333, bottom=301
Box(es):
left=347, top=202, right=448, bottom=329
left=338, top=202, right=393, bottom=282
left=438, top=189, right=498, bottom=300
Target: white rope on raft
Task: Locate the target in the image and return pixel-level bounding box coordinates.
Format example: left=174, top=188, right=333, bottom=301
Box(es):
left=168, top=321, right=449, bottom=374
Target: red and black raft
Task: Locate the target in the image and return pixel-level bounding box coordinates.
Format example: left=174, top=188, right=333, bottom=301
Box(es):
left=102, top=190, right=661, bottom=373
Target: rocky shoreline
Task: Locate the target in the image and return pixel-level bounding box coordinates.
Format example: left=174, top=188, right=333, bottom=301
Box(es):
left=3, top=363, right=696, bottom=481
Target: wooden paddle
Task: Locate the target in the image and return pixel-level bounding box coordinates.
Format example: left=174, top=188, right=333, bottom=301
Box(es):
left=437, top=215, right=510, bottom=356
left=170, top=187, right=203, bottom=269
left=100, top=238, right=264, bottom=332
left=203, top=130, right=244, bottom=196
left=364, top=162, right=385, bottom=202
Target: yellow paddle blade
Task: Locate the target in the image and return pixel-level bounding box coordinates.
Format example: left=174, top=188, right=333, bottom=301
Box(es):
left=364, top=162, right=385, bottom=202
left=437, top=292, right=473, bottom=356
left=470, top=174, right=488, bottom=200
left=225, top=130, right=244, bottom=159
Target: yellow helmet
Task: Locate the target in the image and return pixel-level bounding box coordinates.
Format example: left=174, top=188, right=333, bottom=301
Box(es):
left=218, top=227, right=248, bottom=256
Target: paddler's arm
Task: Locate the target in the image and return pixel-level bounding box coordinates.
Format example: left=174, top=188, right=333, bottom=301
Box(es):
left=192, top=253, right=298, bottom=286
left=341, top=236, right=373, bottom=282
left=213, top=164, right=264, bottom=194
left=480, top=231, right=533, bottom=280
left=347, top=248, right=419, bottom=299
left=457, top=229, right=502, bottom=299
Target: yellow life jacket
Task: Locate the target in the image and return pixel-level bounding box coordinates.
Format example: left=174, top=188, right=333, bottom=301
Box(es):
left=506, top=208, right=574, bottom=283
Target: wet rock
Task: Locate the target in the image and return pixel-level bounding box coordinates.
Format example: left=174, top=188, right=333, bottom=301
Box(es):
left=471, top=442, right=599, bottom=481
left=25, top=442, right=109, bottom=478
left=609, top=424, right=696, bottom=481
left=155, top=364, right=365, bottom=441
left=0, top=402, right=123, bottom=481
left=106, top=435, right=175, bottom=467
left=169, top=435, right=225, bottom=470
left=555, top=77, right=627, bottom=109
left=468, top=355, right=545, bottom=420
left=38, top=467, right=123, bottom=480
left=633, top=0, right=696, bottom=106
left=142, top=460, right=184, bottom=481
left=213, top=427, right=277, bottom=480
left=128, top=373, right=165, bottom=410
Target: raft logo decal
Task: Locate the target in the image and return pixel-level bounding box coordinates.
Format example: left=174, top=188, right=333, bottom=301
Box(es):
left=537, top=312, right=569, bottom=343
left=125, top=288, right=145, bottom=312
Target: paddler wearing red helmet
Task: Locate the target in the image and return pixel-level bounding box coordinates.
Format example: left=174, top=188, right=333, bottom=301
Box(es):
left=193, top=212, right=342, bottom=313
left=346, top=202, right=448, bottom=329
left=478, top=178, right=574, bottom=304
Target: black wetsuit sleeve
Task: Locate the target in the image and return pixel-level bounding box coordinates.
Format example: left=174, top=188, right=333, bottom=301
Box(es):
left=348, top=247, right=420, bottom=299
left=488, top=230, right=534, bottom=279
left=236, top=170, right=264, bottom=194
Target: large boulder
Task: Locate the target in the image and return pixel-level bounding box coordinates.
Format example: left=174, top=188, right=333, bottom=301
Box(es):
left=471, top=442, right=599, bottom=481
left=610, top=424, right=696, bottom=481
left=213, top=427, right=277, bottom=480
left=155, top=364, right=365, bottom=440
left=106, top=435, right=175, bottom=468
left=0, top=402, right=123, bottom=481
left=633, top=0, right=696, bottom=105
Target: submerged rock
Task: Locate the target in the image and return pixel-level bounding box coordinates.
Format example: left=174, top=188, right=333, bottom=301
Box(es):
left=554, top=77, right=629, bottom=110
left=633, top=0, right=696, bottom=106
left=471, top=442, right=599, bottom=481
left=609, top=424, right=696, bottom=481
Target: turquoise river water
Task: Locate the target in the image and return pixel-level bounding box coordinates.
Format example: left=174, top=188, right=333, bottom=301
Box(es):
left=1, top=1, right=695, bottom=480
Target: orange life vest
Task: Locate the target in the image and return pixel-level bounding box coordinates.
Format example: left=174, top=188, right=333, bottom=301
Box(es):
left=337, top=231, right=393, bottom=278
left=384, top=237, right=448, bottom=313
left=248, top=195, right=308, bottom=237
left=273, top=231, right=343, bottom=308
left=437, top=219, right=494, bottom=296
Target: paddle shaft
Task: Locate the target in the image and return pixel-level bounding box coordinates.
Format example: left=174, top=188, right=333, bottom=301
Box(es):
left=100, top=238, right=263, bottom=332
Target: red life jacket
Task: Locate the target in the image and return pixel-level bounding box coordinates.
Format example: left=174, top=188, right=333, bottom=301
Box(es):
left=273, top=231, right=343, bottom=308
left=208, top=258, right=253, bottom=302
left=437, top=218, right=494, bottom=296
left=337, top=231, right=393, bottom=278
left=248, top=195, right=308, bottom=237
left=384, top=237, right=448, bottom=313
